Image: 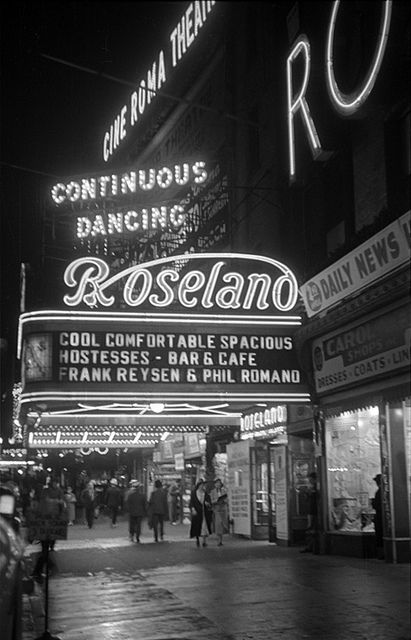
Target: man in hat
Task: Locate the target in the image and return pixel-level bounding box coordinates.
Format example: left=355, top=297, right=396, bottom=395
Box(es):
left=371, top=473, right=384, bottom=559
left=148, top=479, right=168, bottom=542
left=105, top=478, right=122, bottom=528
left=125, top=480, right=147, bottom=543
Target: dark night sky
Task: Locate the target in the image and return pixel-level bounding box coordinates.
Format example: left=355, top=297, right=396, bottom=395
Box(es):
left=0, top=1, right=187, bottom=293
left=1, top=1, right=184, bottom=175
left=0, top=1, right=192, bottom=411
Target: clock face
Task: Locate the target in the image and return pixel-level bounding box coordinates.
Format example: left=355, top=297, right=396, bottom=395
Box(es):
left=23, top=334, right=52, bottom=382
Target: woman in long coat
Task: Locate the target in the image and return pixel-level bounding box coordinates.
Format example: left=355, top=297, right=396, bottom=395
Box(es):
left=81, top=481, right=96, bottom=529
left=189, top=479, right=213, bottom=547
left=210, top=478, right=229, bottom=546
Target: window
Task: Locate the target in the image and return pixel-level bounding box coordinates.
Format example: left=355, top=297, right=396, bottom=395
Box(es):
left=326, top=407, right=380, bottom=533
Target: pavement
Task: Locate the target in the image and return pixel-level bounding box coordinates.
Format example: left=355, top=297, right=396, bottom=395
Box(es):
left=20, top=514, right=410, bottom=640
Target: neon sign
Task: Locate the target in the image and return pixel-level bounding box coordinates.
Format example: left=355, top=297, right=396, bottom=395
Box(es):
left=287, top=0, right=393, bottom=180
left=18, top=312, right=310, bottom=407
left=102, top=1, right=216, bottom=161
left=62, top=253, right=299, bottom=312
left=51, top=161, right=207, bottom=205
left=325, top=0, right=392, bottom=116
left=76, top=206, right=186, bottom=239
left=241, top=405, right=287, bottom=434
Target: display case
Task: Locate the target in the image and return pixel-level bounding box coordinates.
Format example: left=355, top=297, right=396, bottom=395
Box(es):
left=325, top=407, right=380, bottom=534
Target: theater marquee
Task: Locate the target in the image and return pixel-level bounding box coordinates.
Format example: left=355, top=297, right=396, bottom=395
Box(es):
left=18, top=253, right=310, bottom=408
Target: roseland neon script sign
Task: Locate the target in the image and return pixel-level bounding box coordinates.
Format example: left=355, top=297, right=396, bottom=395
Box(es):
left=62, top=253, right=299, bottom=314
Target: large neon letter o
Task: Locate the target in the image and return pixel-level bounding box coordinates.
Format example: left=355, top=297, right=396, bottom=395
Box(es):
left=326, top=0, right=392, bottom=116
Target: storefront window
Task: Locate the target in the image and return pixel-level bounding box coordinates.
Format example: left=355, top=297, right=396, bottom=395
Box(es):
left=326, top=407, right=380, bottom=533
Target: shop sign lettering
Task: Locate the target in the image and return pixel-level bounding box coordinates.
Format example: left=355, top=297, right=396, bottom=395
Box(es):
left=26, top=514, right=68, bottom=541
left=300, top=211, right=410, bottom=317
left=312, top=305, right=410, bottom=394
left=240, top=405, right=287, bottom=436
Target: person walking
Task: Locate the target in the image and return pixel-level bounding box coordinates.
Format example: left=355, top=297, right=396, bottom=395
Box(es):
left=81, top=481, right=96, bottom=529
left=32, top=477, right=65, bottom=581
left=64, top=485, right=77, bottom=525
left=106, top=478, right=122, bottom=527
left=210, top=478, right=229, bottom=546
left=300, top=471, right=318, bottom=553
left=189, top=479, right=213, bottom=547
left=125, top=480, right=147, bottom=543
left=148, top=479, right=168, bottom=542
left=372, top=473, right=384, bottom=559
left=168, top=482, right=180, bottom=524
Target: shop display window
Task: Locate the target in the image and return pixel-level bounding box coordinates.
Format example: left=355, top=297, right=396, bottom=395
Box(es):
left=326, top=407, right=380, bottom=534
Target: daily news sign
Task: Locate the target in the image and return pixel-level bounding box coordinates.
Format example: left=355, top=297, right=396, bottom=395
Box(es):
left=19, top=253, right=310, bottom=407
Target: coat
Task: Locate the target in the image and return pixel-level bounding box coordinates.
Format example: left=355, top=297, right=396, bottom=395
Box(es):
left=126, top=489, right=147, bottom=517
left=189, top=489, right=212, bottom=538
left=81, top=488, right=96, bottom=509
left=149, top=488, right=168, bottom=516
left=106, top=485, right=122, bottom=508
left=210, top=487, right=229, bottom=535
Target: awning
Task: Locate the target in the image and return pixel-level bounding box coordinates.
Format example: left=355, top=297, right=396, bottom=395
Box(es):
left=318, top=372, right=410, bottom=417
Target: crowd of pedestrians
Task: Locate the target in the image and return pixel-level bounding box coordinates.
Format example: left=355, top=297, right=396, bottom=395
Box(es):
left=0, top=469, right=231, bottom=582
left=0, top=469, right=230, bottom=586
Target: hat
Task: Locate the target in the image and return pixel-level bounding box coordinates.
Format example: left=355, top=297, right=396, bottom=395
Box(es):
left=110, top=478, right=118, bottom=486
left=373, top=474, right=382, bottom=483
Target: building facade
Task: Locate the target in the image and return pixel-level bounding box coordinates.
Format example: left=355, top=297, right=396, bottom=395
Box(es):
left=4, top=2, right=410, bottom=562
left=287, top=1, right=410, bottom=562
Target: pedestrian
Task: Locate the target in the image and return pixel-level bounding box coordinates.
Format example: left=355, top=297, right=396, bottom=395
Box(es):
left=148, top=479, right=168, bottom=542
left=168, top=481, right=180, bottom=524
left=371, top=473, right=384, bottom=559
left=210, top=478, right=229, bottom=546
left=64, top=485, right=77, bottom=525
left=106, top=478, right=122, bottom=527
left=189, top=479, right=213, bottom=547
left=81, top=481, right=96, bottom=529
left=125, top=480, right=147, bottom=543
left=32, top=477, right=65, bottom=581
left=300, top=471, right=318, bottom=553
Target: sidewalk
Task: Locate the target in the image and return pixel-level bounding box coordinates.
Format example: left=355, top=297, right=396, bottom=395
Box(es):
left=23, top=514, right=192, bottom=554
left=21, top=517, right=410, bottom=640
left=21, top=515, right=191, bottom=639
